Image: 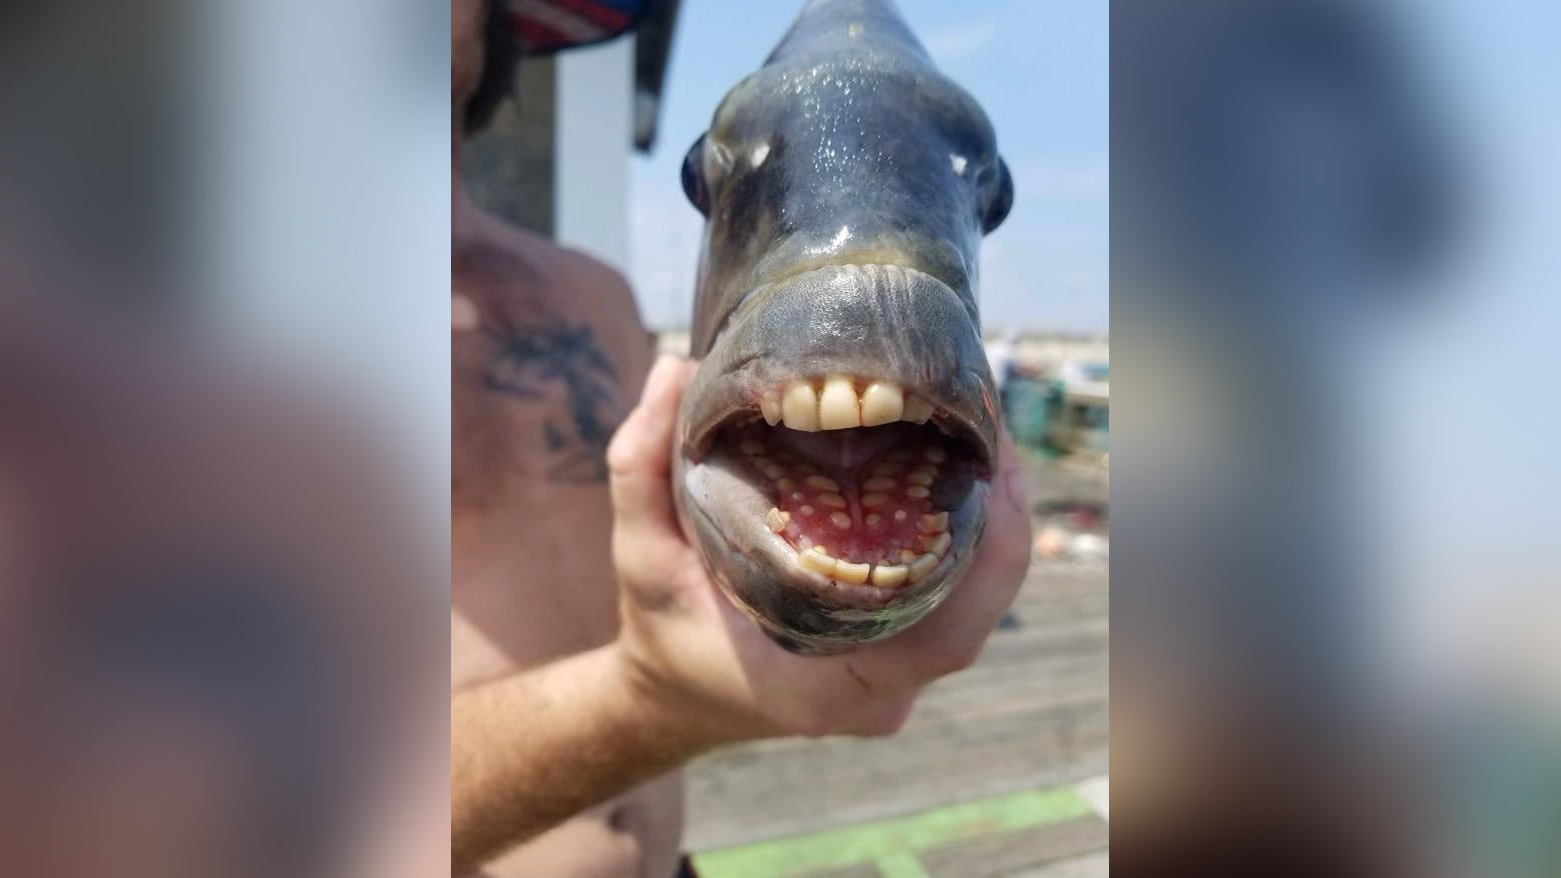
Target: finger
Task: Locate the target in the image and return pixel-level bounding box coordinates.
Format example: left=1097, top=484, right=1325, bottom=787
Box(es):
left=888, top=430, right=1033, bottom=669
left=607, top=356, right=695, bottom=539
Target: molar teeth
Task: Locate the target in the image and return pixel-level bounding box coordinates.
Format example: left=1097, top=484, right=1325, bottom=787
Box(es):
left=909, top=553, right=939, bottom=581
left=766, top=508, right=790, bottom=533
left=760, top=394, right=782, bottom=426
left=835, top=560, right=871, bottom=584
left=799, top=546, right=838, bottom=577
left=860, top=382, right=904, bottom=426
left=926, top=532, right=952, bottom=556
left=918, top=512, right=949, bottom=533
left=818, top=376, right=862, bottom=430
left=902, top=395, right=935, bottom=424
left=870, top=564, right=909, bottom=588
left=782, top=383, right=820, bottom=431
left=899, top=549, right=918, bottom=564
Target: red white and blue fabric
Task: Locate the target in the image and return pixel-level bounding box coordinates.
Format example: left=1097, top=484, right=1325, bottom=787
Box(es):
left=506, top=0, right=648, bottom=53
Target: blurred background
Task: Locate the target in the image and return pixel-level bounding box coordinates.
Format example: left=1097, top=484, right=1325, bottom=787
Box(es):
left=462, top=0, right=1109, bottom=875
left=0, top=1, right=448, bottom=876
left=1112, top=0, right=1561, bottom=875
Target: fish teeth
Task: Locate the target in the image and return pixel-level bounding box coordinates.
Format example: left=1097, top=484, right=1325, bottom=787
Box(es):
left=770, top=379, right=936, bottom=431
left=818, top=376, right=861, bottom=430
left=834, top=560, right=871, bottom=584
left=908, top=553, right=939, bottom=582
left=870, top=564, right=909, bottom=588
left=918, top=512, right=949, bottom=533
left=860, top=382, right=904, bottom=426
left=781, top=383, right=820, bottom=431
left=926, top=532, right=952, bottom=556
left=902, top=394, right=935, bottom=424
left=798, top=546, right=837, bottom=577
left=766, top=508, right=790, bottom=533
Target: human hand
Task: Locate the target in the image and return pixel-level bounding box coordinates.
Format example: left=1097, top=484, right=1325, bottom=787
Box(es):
left=606, top=356, right=1032, bottom=747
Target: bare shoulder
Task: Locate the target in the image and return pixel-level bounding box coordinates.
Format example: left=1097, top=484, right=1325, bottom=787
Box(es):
left=452, top=228, right=655, bottom=491
left=460, top=224, right=654, bottom=381
left=546, top=244, right=657, bottom=384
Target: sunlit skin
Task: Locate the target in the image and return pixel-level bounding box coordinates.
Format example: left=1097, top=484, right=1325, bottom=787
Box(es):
left=447, top=2, right=673, bottom=876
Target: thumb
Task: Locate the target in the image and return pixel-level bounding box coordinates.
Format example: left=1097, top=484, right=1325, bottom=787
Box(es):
left=607, top=355, right=695, bottom=540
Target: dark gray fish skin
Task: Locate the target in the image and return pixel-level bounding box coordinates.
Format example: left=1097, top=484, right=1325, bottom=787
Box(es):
left=673, top=0, right=1014, bottom=653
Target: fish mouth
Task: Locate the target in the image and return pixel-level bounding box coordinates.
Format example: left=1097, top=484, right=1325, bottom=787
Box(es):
left=676, top=263, right=997, bottom=650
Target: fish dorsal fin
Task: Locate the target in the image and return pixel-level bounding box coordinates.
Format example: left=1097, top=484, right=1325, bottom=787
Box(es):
left=766, top=0, right=934, bottom=68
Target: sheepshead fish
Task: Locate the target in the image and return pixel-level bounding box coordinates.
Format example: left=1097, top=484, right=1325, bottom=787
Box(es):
left=673, top=0, right=1013, bottom=653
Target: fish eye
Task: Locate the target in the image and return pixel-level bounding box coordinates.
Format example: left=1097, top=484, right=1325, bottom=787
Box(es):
left=982, top=157, right=1014, bottom=233
left=682, top=134, right=710, bottom=216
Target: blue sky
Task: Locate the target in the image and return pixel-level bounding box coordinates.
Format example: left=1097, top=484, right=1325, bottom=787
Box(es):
left=628, top=0, right=1109, bottom=331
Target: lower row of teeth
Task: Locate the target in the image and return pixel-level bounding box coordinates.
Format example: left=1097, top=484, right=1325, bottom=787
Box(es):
left=740, top=440, right=953, bottom=590
left=779, top=517, right=950, bottom=588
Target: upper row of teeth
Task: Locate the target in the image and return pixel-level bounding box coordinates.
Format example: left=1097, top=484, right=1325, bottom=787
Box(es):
left=759, top=377, right=936, bottom=432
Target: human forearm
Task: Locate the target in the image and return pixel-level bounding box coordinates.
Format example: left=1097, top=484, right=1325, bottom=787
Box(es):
left=449, top=642, right=710, bottom=874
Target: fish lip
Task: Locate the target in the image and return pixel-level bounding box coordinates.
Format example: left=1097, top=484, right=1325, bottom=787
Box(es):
left=679, top=262, right=999, bottom=470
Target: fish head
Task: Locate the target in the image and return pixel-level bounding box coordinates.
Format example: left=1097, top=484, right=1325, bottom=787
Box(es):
left=672, top=0, right=1015, bottom=653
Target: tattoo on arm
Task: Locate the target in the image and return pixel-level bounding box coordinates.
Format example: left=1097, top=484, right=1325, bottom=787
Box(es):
left=482, top=317, right=623, bottom=484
